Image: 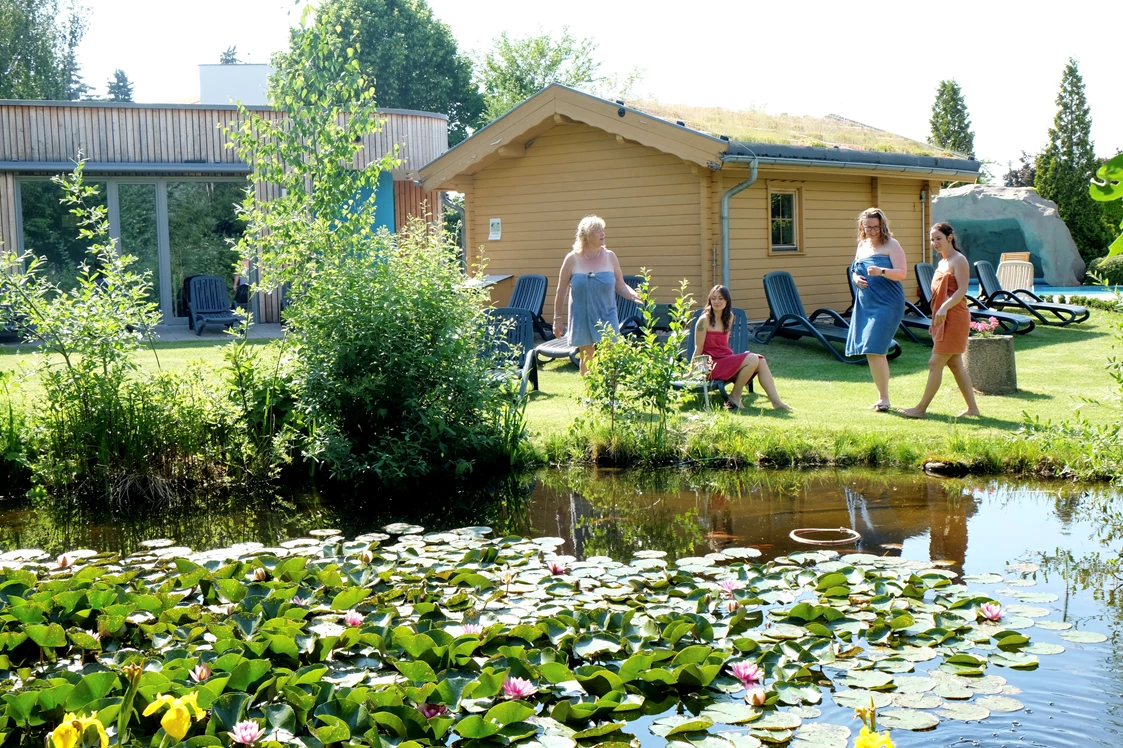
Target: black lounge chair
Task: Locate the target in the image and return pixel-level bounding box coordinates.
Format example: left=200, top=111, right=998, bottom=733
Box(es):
left=753, top=270, right=900, bottom=364
left=974, top=260, right=1089, bottom=326
left=485, top=307, right=539, bottom=398
left=673, top=308, right=752, bottom=406
left=915, top=263, right=1033, bottom=335
left=845, top=269, right=932, bottom=347
left=508, top=274, right=552, bottom=340
left=188, top=275, right=245, bottom=335
left=617, top=274, right=645, bottom=335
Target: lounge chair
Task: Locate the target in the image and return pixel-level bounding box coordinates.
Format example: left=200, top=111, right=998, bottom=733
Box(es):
left=1000, top=251, right=1031, bottom=263
left=617, top=274, right=645, bottom=335
left=845, top=269, right=932, bottom=347
left=996, top=260, right=1035, bottom=297
left=915, top=263, right=1033, bottom=335
left=508, top=274, right=552, bottom=340
left=975, top=260, right=1089, bottom=326
left=485, top=307, right=538, bottom=398
left=673, top=308, right=752, bottom=407
left=188, top=275, right=245, bottom=335
left=753, top=270, right=899, bottom=364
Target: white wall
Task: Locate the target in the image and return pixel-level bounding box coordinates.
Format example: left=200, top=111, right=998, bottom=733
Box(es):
left=199, top=64, right=273, bottom=106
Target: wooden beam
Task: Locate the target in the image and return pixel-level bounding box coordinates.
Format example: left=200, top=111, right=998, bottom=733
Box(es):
left=870, top=177, right=880, bottom=208
left=553, top=113, right=576, bottom=125
left=497, top=144, right=525, bottom=158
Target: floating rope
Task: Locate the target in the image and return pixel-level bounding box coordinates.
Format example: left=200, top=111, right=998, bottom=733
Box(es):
left=789, top=527, right=861, bottom=546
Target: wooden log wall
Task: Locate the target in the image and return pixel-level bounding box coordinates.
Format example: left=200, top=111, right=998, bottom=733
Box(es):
left=393, top=181, right=442, bottom=230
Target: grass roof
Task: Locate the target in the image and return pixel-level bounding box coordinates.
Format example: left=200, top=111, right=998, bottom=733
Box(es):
left=632, top=99, right=962, bottom=158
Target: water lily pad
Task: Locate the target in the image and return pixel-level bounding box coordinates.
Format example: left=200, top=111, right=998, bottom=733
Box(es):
left=892, top=676, right=935, bottom=693
left=722, top=548, right=763, bottom=559
left=938, top=703, right=990, bottom=721
left=893, top=693, right=942, bottom=709
left=791, top=722, right=850, bottom=748
left=715, top=732, right=762, bottom=748
left=1005, top=605, right=1050, bottom=618
left=752, top=711, right=802, bottom=731
left=843, top=671, right=894, bottom=690
left=962, top=573, right=1003, bottom=584
left=1033, top=620, right=1073, bottom=631
left=1004, top=579, right=1037, bottom=587
left=876, top=708, right=940, bottom=731
left=933, top=682, right=972, bottom=700
left=787, top=707, right=821, bottom=719
left=382, top=523, right=425, bottom=535
left=1023, top=642, right=1065, bottom=655
left=701, top=703, right=762, bottom=725
left=1058, top=630, right=1108, bottom=644
left=763, top=624, right=808, bottom=640
left=651, top=715, right=716, bottom=737
left=633, top=550, right=667, bottom=559
left=965, top=675, right=1007, bottom=695
left=1005, top=563, right=1040, bottom=574
left=750, top=728, right=793, bottom=744
left=832, top=690, right=892, bottom=709
left=1013, top=592, right=1059, bottom=603
left=976, top=696, right=1024, bottom=712
left=140, top=539, right=175, bottom=548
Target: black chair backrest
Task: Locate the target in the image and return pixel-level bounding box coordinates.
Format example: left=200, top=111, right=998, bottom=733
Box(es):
left=685, top=308, right=749, bottom=359
left=508, top=274, right=547, bottom=315
left=915, top=263, right=935, bottom=305
left=486, top=307, right=534, bottom=366
left=188, top=276, right=232, bottom=314
left=616, top=274, right=643, bottom=320
left=974, top=261, right=1001, bottom=298
left=762, top=271, right=808, bottom=320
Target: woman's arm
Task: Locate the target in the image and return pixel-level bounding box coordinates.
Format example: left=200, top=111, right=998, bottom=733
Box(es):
left=872, top=241, right=908, bottom=281
left=693, top=315, right=707, bottom=359
left=934, top=254, right=970, bottom=324
left=552, top=254, right=573, bottom=339
left=610, top=252, right=640, bottom=301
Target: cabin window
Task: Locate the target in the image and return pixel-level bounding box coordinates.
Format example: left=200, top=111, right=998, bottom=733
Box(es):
left=770, top=190, right=798, bottom=252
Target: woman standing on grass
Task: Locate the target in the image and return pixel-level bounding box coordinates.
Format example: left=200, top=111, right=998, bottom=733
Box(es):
left=693, top=285, right=791, bottom=411
left=899, top=223, right=980, bottom=419
left=552, top=215, right=641, bottom=376
left=846, top=208, right=906, bottom=412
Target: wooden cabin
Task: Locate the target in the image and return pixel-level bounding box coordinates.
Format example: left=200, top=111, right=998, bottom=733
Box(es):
left=418, top=85, right=981, bottom=318
left=0, top=100, right=448, bottom=324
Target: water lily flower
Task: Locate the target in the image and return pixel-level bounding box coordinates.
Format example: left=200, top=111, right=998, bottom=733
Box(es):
left=502, top=677, right=536, bottom=700
left=359, top=550, right=373, bottom=564
left=726, top=600, right=741, bottom=614
left=291, top=596, right=306, bottom=607
left=56, top=554, right=74, bottom=569
left=979, top=602, right=1003, bottom=622
left=252, top=567, right=268, bottom=582
left=50, top=713, right=109, bottom=748
left=142, top=692, right=205, bottom=740
left=344, top=610, right=364, bottom=627
left=547, top=561, right=567, bottom=576
left=745, top=687, right=767, bottom=706
left=729, top=661, right=763, bottom=686
left=463, top=623, right=482, bottom=635
left=718, top=579, right=744, bottom=596
left=417, top=703, right=449, bottom=719
left=854, top=726, right=894, bottom=748
left=228, top=720, right=266, bottom=745
left=190, top=663, right=211, bottom=682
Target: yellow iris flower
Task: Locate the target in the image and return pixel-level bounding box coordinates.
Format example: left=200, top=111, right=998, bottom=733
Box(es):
left=143, top=692, right=206, bottom=740
left=50, top=714, right=109, bottom=748
left=854, top=726, right=894, bottom=748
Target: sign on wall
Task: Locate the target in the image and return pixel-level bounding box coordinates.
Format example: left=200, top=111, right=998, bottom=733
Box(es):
left=488, top=218, right=502, bottom=240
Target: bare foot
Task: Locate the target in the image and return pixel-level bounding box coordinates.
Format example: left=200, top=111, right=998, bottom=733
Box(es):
left=868, top=401, right=890, bottom=411
left=958, top=408, right=981, bottom=417
left=771, top=401, right=793, bottom=411
left=726, top=397, right=744, bottom=410
left=897, top=407, right=926, bottom=419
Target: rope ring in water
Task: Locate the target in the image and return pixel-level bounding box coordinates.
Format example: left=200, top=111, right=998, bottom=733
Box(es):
left=789, top=527, right=862, bottom=546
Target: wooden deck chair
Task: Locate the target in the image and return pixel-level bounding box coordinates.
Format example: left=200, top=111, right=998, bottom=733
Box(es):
left=485, top=307, right=539, bottom=398
left=996, top=260, right=1035, bottom=299
left=753, top=271, right=899, bottom=364
left=673, top=308, right=752, bottom=407
left=188, top=275, right=245, bottom=335
left=915, top=263, right=1033, bottom=334
left=508, top=274, right=551, bottom=340
left=975, top=260, right=1089, bottom=326
left=1000, top=252, right=1031, bottom=263
left=845, top=268, right=932, bottom=347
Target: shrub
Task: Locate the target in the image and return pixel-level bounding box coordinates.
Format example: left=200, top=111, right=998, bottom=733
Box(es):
left=1089, top=254, right=1123, bottom=285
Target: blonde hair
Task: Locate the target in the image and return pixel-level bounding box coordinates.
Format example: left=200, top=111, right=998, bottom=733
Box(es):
left=573, top=215, right=606, bottom=253
left=857, top=208, right=892, bottom=246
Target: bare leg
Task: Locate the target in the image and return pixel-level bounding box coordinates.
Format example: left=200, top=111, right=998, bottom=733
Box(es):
left=727, top=355, right=760, bottom=408
left=578, top=345, right=595, bottom=376
left=899, top=352, right=953, bottom=419
left=947, top=354, right=980, bottom=416
left=753, top=358, right=792, bottom=410
left=866, top=354, right=890, bottom=408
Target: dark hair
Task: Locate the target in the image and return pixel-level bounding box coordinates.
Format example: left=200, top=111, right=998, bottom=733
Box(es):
left=704, top=285, right=733, bottom=331
left=931, top=222, right=961, bottom=252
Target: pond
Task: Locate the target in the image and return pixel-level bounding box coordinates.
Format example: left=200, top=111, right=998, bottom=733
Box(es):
left=1, top=469, right=1121, bottom=747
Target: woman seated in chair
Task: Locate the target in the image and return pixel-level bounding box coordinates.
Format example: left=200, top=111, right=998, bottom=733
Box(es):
left=694, top=285, right=791, bottom=411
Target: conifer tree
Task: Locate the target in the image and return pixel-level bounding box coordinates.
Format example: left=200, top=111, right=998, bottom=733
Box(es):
left=106, top=69, right=133, bottom=101
left=929, top=79, right=975, bottom=158
left=1035, top=58, right=1111, bottom=262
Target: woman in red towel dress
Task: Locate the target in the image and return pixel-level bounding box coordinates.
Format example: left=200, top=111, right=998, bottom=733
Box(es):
left=693, top=285, right=791, bottom=411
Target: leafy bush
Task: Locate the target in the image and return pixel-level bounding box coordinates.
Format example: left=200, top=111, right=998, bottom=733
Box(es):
left=1088, top=254, right=1123, bottom=285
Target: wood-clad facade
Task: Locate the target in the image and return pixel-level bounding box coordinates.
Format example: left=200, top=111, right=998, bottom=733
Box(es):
left=0, top=100, right=448, bottom=324
left=420, top=85, right=973, bottom=324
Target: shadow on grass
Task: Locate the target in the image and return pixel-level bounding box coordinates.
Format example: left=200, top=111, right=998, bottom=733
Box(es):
left=889, top=410, right=1026, bottom=430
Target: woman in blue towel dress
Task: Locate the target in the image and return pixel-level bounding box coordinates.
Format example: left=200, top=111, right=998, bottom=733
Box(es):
left=846, top=208, right=906, bottom=412
left=552, top=215, right=642, bottom=376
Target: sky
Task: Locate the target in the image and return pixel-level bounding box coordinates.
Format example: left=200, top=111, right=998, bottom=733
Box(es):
left=74, top=0, right=1123, bottom=178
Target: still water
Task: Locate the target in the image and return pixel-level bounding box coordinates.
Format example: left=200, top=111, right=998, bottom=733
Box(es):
left=2, top=469, right=1122, bottom=747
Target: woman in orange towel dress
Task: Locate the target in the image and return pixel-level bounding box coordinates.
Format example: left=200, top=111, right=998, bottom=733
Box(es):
left=899, top=223, right=980, bottom=419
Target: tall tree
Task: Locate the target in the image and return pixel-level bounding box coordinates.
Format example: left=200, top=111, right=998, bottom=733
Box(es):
left=476, top=29, right=598, bottom=122
left=928, top=79, right=975, bottom=158
left=308, top=0, right=483, bottom=144
left=219, top=45, right=239, bottom=64
left=0, top=0, right=87, bottom=99
left=106, top=68, right=133, bottom=101
left=1035, top=58, right=1112, bottom=262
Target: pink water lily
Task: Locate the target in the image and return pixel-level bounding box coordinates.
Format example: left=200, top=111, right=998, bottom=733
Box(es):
left=417, top=703, right=449, bottom=719
left=718, top=579, right=744, bottom=596
left=502, top=677, right=536, bottom=700
left=547, top=561, right=568, bottom=576
left=56, top=554, right=73, bottom=569
left=463, top=623, right=482, bottom=635
left=979, top=602, right=1003, bottom=622
left=291, top=596, right=306, bottom=607
left=252, top=567, right=268, bottom=582
left=344, top=610, right=364, bottom=627
left=190, top=663, right=211, bottom=682
left=729, top=661, right=764, bottom=686
left=228, top=720, right=266, bottom=745
left=745, top=687, right=767, bottom=706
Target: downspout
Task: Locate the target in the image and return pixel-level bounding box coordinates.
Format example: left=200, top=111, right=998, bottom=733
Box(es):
left=720, top=151, right=759, bottom=289
left=919, top=189, right=928, bottom=265
left=441, top=192, right=467, bottom=270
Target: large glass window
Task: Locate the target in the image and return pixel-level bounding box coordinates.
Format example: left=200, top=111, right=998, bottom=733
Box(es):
left=117, top=184, right=160, bottom=306
left=19, top=179, right=108, bottom=291
left=167, top=181, right=245, bottom=318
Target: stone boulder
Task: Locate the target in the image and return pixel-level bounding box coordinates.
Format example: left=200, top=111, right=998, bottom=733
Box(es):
left=932, top=185, right=1085, bottom=286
